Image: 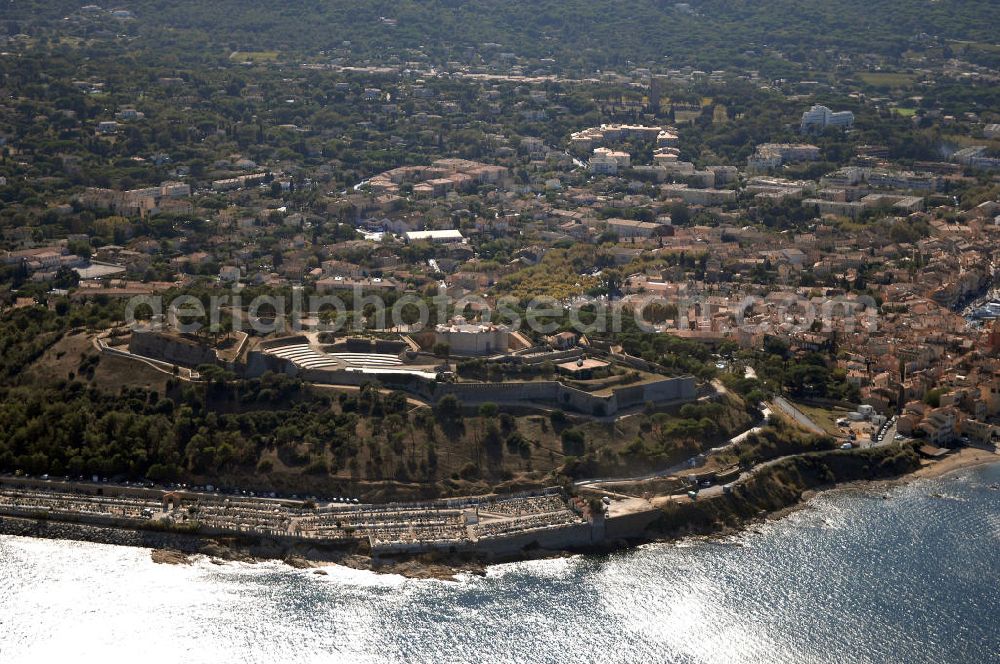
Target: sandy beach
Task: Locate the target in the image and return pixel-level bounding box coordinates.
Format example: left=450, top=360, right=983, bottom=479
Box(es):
left=911, top=446, right=1000, bottom=480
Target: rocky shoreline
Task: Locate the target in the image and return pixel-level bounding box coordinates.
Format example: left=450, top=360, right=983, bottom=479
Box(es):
left=0, top=514, right=214, bottom=553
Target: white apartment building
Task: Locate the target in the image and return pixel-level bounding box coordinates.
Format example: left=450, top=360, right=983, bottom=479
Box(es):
left=589, top=148, right=631, bottom=175
left=801, top=105, right=855, bottom=132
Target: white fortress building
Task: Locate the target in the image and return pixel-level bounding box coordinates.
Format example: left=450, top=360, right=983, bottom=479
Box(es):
left=801, top=105, right=855, bottom=132
left=434, top=316, right=510, bottom=356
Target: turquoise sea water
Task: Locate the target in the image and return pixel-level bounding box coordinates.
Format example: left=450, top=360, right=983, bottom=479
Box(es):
left=2, top=463, right=999, bottom=664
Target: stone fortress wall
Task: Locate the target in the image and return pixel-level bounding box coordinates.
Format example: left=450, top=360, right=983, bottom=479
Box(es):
left=259, top=357, right=697, bottom=416
left=125, top=332, right=698, bottom=416
left=128, top=329, right=220, bottom=367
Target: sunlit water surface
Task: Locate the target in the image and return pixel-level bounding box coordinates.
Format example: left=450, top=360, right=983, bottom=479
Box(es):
left=2, top=464, right=999, bottom=664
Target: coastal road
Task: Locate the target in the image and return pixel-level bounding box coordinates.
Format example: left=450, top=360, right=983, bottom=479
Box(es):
left=656, top=451, right=802, bottom=504
left=575, top=403, right=773, bottom=489
left=655, top=441, right=883, bottom=505
left=863, top=419, right=897, bottom=449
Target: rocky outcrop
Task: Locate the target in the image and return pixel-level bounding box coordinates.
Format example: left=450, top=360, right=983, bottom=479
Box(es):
left=648, top=444, right=922, bottom=539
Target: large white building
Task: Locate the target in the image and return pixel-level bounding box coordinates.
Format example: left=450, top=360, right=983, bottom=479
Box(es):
left=589, top=147, right=631, bottom=175
left=434, top=316, right=509, bottom=356
left=571, top=123, right=670, bottom=153
left=604, top=218, right=661, bottom=238
left=661, top=184, right=737, bottom=205
left=800, top=105, right=854, bottom=132
left=77, top=181, right=191, bottom=218
left=953, top=146, right=1000, bottom=171
left=404, top=229, right=465, bottom=244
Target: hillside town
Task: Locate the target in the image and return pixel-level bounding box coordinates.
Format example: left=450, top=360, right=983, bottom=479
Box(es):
left=3, top=83, right=999, bottom=451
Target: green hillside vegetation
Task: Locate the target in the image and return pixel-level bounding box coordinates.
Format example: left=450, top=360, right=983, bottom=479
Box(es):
left=562, top=392, right=755, bottom=479
left=4, top=1, right=999, bottom=72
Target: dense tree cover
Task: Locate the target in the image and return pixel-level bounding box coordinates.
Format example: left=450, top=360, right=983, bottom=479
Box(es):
left=750, top=343, right=861, bottom=403
left=0, top=361, right=444, bottom=483
left=495, top=248, right=601, bottom=302
left=0, top=301, right=421, bottom=483
left=5, top=1, right=997, bottom=73
left=677, top=80, right=981, bottom=169
left=612, top=316, right=719, bottom=380
left=0, top=303, right=123, bottom=381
